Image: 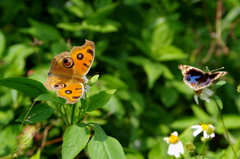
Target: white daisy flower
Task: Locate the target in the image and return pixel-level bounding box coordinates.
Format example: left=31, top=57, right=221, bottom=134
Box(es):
left=194, top=88, right=214, bottom=105
left=191, top=123, right=215, bottom=139
left=164, top=131, right=184, bottom=158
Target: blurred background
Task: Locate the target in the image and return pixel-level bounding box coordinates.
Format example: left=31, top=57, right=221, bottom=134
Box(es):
left=0, top=0, right=240, bottom=158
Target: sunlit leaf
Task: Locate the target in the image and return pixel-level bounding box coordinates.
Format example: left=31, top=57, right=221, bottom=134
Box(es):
left=62, top=124, right=90, bottom=159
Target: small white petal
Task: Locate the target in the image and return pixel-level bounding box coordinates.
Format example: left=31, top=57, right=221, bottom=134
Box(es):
left=209, top=125, right=215, bottom=129
left=194, top=94, right=199, bottom=105
left=200, top=93, right=210, bottom=101
left=177, top=141, right=184, bottom=154
left=192, top=129, right=203, bottom=137
left=203, top=88, right=213, bottom=96
left=191, top=125, right=201, bottom=129
left=210, top=133, right=215, bottom=138
left=172, top=131, right=178, bottom=136
left=203, top=131, right=210, bottom=139
left=164, top=137, right=169, bottom=143
left=167, top=144, right=175, bottom=155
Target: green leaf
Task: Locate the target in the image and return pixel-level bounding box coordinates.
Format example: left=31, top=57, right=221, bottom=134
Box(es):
left=62, top=124, right=91, bottom=159
left=0, top=77, right=47, bottom=98
left=86, top=90, right=116, bottom=112
left=16, top=103, right=55, bottom=124
left=191, top=105, right=210, bottom=122
left=214, top=95, right=223, bottom=109
left=89, top=74, right=99, bottom=86
left=20, top=19, right=61, bottom=42
left=100, top=74, right=128, bottom=89
left=153, top=45, right=187, bottom=62
left=171, top=117, right=199, bottom=129
left=87, top=123, right=125, bottom=159
left=0, top=29, right=5, bottom=58
left=0, top=125, right=20, bottom=155
left=125, top=148, right=145, bottom=159
left=3, top=44, right=35, bottom=77
left=214, top=80, right=227, bottom=90
left=143, top=62, right=163, bottom=89
left=34, top=94, right=64, bottom=104
left=30, top=149, right=41, bottom=159
left=159, top=87, right=178, bottom=107
left=148, top=140, right=169, bottom=159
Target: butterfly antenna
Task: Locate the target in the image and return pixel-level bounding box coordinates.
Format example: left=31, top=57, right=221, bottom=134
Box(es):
left=206, top=66, right=225, bottom=72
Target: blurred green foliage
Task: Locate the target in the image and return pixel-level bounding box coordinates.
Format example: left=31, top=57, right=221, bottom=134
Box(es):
left=0, top=0, right=240, bottom=158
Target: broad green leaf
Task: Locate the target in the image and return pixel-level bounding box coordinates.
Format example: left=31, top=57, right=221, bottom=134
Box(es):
left=159, top=87, right=178, bottom=107
left=205, top=99, right=220, bottom=117
left=148, top=140, right=169, bottom=159
left=143, top=62, right=163, bottom=89
left=30, top=149, right=41, bottom=159
left=86, top=90, right=116, bottom=112
left=171, top=117, right=199, bottom=129
left=217, top=115, right=240, bottom=131
left=130, top=92, right=145, bottom=115
left=0, top=109, right=14, bottom=127
left=103, top=96, right=125, bottom=119
left=58, top=20, right=120, bottom=33
left=153, top=45, right=187, bottom=62
left=0, top=77, right=47, bottom=98
left=151, top=20, right=173, bottom=52
left=65, top=0, right=86, bottom=18
left=87, top=123, right=125, bottom=159
left=16, top=103, right=55, bottom=124
left=3, top=44, right=35, bottom=77
left=0, top=29, right=5, bottom=58
left=100, top=74, right=128, bottom=89
left=125, top=148, right=144, bottom=159
left=34, top=94, right=63, bottom=104
left=62, top=124, right=90, bottom=159
left=20, top=19, right=61, bottom=42
left=191, top=105, right=210, bottom=122
left=223, top=138, right=240, bottom=158
left=0, top=125, right=20, bottom=156
left=214, top=80, right=227, bottom=90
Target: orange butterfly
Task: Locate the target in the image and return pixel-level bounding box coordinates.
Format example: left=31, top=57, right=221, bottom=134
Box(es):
left=44, top=40, right=95, bottom=104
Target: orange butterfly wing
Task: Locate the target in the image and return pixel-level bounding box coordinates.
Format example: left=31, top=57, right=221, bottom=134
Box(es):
left=44, top=40, right=95, bottom=104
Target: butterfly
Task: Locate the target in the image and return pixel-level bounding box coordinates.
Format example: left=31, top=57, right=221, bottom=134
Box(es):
left=44, top=40, right=95, bottom=104
left=178, top=65, right=227, bottom=91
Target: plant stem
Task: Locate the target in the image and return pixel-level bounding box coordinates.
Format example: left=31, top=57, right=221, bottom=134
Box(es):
left=199, top=141, right=207, bottom=159
left=71, top=104, right=76, bottom=125
left=213, top=96, right=238, bottom=159
left=57, top=104, right=69, bottom=127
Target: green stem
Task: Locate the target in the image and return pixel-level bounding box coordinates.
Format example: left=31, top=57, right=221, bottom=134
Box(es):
left=213, top=96, right=238, bottom=159
left=57, top=104, right=69, bottom=127
left=11, top=101, right=36, bottom=158
left=199, top=141, right=207, bottom=159
left=71, top=104, right=76, bottom=125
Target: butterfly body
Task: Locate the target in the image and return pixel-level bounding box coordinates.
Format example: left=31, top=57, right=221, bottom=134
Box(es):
left=178, top=65, right=227, bottom=90
left=44, top=40, right=95, bottom=104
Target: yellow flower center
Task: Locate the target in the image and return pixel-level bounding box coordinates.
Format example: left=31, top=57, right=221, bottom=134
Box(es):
left=201, top=124, right=209, bottom=130
left=206, top=126, right=214, bottom=135
left=169, top=133, right=179, bottom=144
